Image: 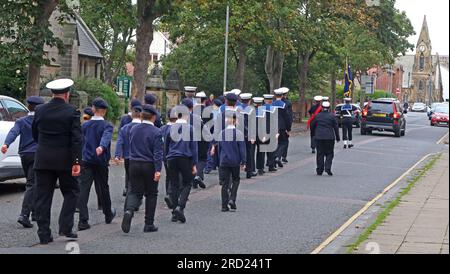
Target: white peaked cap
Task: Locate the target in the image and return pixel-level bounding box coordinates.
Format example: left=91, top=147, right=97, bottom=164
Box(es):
left=240, top=93, right=253, bottom=100
left=277, top=87, right=290, bottom=94
left=263, top=94, right=275, bottom=99
left=46, top=79, right=74, bottom=90
left=184, top=86, right=197, bottom=92
left=322, top=101, right=331, bottom=108
left=230, top=89, right=242, bottom=95
left=196, top=91, right=207, bottom=98
left=322, top=96, right=330, bottom=101
left=314, top=96, right=323, bottom=102
left=253, top=97, right=264, bottom=103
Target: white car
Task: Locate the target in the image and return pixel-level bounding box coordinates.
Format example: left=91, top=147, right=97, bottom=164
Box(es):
left=0, top=95, right=29, bottom=182
left=411, top=102, right=427, bottom=112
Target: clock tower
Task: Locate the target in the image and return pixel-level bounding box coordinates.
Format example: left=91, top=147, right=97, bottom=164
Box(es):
left=411, top=16, right=434, bottom=103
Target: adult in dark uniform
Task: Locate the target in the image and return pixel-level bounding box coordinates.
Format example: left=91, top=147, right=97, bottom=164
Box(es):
left=144, top=94, right=163, bottom=128
left=2, top=96, right=45, bottom=228
left=192, top=92, right=211, bottom=188
left=32, top=79, right=81, bottom=244
left=341, top=98, right=357, bottom=149
left=307, top=96, right=323, bottom=154
left=311, top=101, right=340, bottom=176
left=253, top=97, right=266, bottom=176
left=122, top=105, right=163, bottom=233
left=239, top=93, right=257, bottom=179
left=281, top=88, right=293, bottom=163
left=273, top=88, right=292, bottom=169
left=183, top=86, right=197, bottom=105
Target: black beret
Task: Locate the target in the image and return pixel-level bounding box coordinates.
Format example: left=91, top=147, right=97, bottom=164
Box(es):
left=213, top=99, right=223, bottom=107
left=130, top=99, right=142, bottom=108
left=92, top=98, right=109, bottom=109
left=144, top=94, right=157, bottom=105
left=26, top=96, right=45, bottom=106
left=83, top=107, right=94, bottom=117
left=226, top=93, right=238, bottom=102
left=181, top=98, right=194, bottom=109
left=142, top=104, right=158, bottom=115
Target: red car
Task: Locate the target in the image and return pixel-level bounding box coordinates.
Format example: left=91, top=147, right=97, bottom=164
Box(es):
left=430, top=104, right=449, bottom=127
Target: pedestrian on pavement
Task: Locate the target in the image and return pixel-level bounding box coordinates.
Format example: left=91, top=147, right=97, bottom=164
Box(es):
left=308, top=96, right=324, bottom=154
left=213, top=113, right=246, bottom=212
left=119, top=99, right=142, bottom=131
left=32, top=79, right=82, bottom=244
left=341, top=98, right=357, bottom=149
left=164, top=106, right=198, bottom=224
left=2, top=96, right=45, bottom=229
left=122, top=105, right=163, bottom=233
left=311, top=101, right=340, bottom=176
left=273, top=88, right=293, bottom=169
left=115, top=103, right=142, bottom=197
left=144, top=94, right=163, bottom=128
left=160, top=108, right=177, bottom=209
left=77, top=98, right=116, bottom=231
left=239, top=93, right=257, bottom=179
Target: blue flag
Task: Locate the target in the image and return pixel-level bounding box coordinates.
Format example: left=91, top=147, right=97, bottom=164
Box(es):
left=344, top=62, right=353, bottom=98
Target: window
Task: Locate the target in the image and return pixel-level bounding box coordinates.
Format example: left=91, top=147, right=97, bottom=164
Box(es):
left=419, top=54, right=425, bottom=71
left=369, top=102, right=394, bottom=114
left=419, top=80, right=425, bottom=92
left=3, top=99, right=28, bottom=121
left=0, top=101, right=7, bottom=121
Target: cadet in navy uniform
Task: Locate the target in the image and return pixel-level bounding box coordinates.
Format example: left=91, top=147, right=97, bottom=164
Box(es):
left=78, top=98, right=116, bottom=231
left=115, top=103, right=142, bottom=197
left=193, top=92, right=211, bottom=189
left=164, top=107, right=198, bottom=223
left=32, top=79, right=81, bottom=244
left=341, top=98, right=357, bottom=149
left=212, top=113, right=246, bottom=212
left=281, top=88, right=293, bottom=163
left=239, top=93, right=257, bottom=179
left=311, top=101, right=340, bottom=176
left=119, top=99, right=142, bottom=130
left=83, top=107, right=94, bottom=122
left=262, top=94, right=278, bottom=172
left=204, top=99, right=223, bottom=174
left=253, top=97, right=266, bottom=176
left=122, top=105, right=163, bottom=233
left=2, top=96, right=45, bottom=228
left=160, top=108, right=177, bottom=209
left=273, top=88, right=292, bottom=169
left=144, top=94, right=163, bottom=128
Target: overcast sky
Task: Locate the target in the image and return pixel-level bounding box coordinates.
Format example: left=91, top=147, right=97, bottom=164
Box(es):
left=395, top=0, right=449, bottom=55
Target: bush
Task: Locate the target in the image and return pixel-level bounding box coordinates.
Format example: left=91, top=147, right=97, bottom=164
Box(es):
left=74, top=78, right=123, bottom=122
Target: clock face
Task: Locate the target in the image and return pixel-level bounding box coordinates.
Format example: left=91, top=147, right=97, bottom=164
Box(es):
left=419, top=44, right=426, bottom=53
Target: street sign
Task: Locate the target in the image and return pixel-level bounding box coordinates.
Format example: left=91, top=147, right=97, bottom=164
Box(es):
left=117, top=76, right=133, bottom=98
left=361, top=75, right=375, bottom=95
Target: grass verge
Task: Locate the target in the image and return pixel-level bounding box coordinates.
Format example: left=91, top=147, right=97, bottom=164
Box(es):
left=346, top=153, right=443, bottom=253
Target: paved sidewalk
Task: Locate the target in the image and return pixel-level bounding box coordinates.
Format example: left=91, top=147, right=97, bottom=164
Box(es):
left=355, top=152, right=449, bottom=254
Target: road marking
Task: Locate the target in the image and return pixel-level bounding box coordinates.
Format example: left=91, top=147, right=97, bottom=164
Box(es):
left=437, top=132, right=449, bottom=145
left=310, top=153, right=435, bottom=254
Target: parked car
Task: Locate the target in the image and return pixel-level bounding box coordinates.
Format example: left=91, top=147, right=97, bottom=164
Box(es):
left=0, top=95, right=29, bottom=182
left=430, top=104, right=449, bottom=127
left=428, top=103, right=441, bottom=120
left=334, top=104, right=362, bottom=128
left=361, top=98, right=407, bottom=138
left=411, top=102, right=427, bottom=112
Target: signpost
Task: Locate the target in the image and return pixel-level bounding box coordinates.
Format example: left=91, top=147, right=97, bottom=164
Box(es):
left=117, top=76, right=133, bottom=98
left=361, top=75, right=375, bottom=95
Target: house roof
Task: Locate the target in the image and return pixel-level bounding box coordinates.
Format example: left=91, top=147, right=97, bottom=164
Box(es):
left=75, top=14, right=103, bottom=59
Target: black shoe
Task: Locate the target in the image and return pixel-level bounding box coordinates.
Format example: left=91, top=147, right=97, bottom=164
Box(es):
left=105, top=208, right=116, bottom=224
left=171, top=214, right=178, bottom=222
left=164, top=196, right=174, bottom=210
left=18, top=215, right=33, bottom=228
left=228, top=200, right=237, bottom=211
left=268, top=167, right=277, bottom=172
left=198, top=180, right=206, bottom=189
left=326, top=170, right=334, bottom=176
left=246, top=173, right=253, bottom=179
left=78, top=221, right=91, bottom=231
left=143, top=224, right=158, bottom=233
left=59, top=232, right=78, bottom=239
left=317, top=171, right=323, bottom=176
left=39, top=236, right=54, bottom=245
left=282, top=158, right=288, bottom=164
left=344, top=145, right=347, bottom=149
left=121, top=211, right=134, bottom=233
left=222, top=206, right=230, bottom=212
left=258, top=170, right=264, bottom=176
left=173, top=207, right=186, bottom=223
left=349, top=144, right=354, bottom=148
left=122, top=188, right=128, bottom=197
left=312, top=149, right=316, bottom=154
left=277, top=160, right=284, bottom=168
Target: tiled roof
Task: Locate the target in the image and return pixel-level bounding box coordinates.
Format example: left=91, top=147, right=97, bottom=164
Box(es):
left=76, top=14, right=103, bottom=58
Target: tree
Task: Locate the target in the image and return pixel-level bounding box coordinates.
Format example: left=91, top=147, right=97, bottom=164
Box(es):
left=0, top=0, right=73, bottom=97
left=131, top=0, right=172, bottom=101
left=79, top=0, right=137, bottom=85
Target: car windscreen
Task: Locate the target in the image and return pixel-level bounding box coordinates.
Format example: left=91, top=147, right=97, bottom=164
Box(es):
left=369, top=102, right=394, bottom=114
left=435, top=106, right=449, bottom=114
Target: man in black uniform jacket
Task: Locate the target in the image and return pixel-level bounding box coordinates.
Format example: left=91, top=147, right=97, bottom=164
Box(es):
left=32, top=79, right=82, bottom=244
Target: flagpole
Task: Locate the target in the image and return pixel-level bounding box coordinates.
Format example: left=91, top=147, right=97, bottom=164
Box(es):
left=223, top=4, right=230, bottom=94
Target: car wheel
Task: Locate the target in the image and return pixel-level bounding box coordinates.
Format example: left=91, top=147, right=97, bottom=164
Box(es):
left=394, top=128, right=401, bottom=138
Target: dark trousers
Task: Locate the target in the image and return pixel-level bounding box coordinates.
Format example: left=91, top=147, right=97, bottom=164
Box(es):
left=167, top=157, right=194, bottom=210
left=34, top=170, right=79, bottom=240
left=125, top=161, right=158, bottom=225
left=196, top=160, right=206, bottom=180
left=342, top=118, right=353, bottom=141
left=219, top=166, right=240, bottom=208
left=275, top=131, right=289, bottom=161
left=310, top=131, right=317, bottom=150
left=205, top=143, right=218, bottom=171
left=78, top=163, right=113, bottom=223
left=256, top=143, right=275, bottom=170
left=282, top=135, right=290, bottom=159
left=20, top=153, right=36, bottom=218
left=316, top=140, right=335, bottom=173
left=124, top=159, right=130, bottom=191
left=164, top=161, right=171, bottom=197
left=245, top=141, right=256, bottom=174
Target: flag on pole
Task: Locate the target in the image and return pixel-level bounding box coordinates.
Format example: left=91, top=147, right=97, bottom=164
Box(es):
left=344, top=61, right=353, bottom=98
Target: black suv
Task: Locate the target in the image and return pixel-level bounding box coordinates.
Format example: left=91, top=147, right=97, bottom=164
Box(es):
left=361, top=99, right=407, bottom=137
